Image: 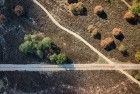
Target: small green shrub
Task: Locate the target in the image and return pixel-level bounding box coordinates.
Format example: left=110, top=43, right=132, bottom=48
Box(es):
left=131, top=4, right=140, bottom=15
left=135, top=51, right=140, bottom=62
left=49, top=53, right=67, bottom=64
left=118, top=44, right=128, bottom=53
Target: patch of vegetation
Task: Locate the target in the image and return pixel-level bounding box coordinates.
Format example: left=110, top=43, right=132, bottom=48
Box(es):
left=49, top=53, right=67, bottom=64
left=131, top=4, right=140, bottom=15
left=135, top=73, right=140, bottom=80
left=68, top=2, right=87, bottom=16
left=19, top=34, right=51, bottom=58
left=118, top=44, right=128, bottom=52
left=19, top=33, right=68, bottom=64
left=130, top=0, right=140, bottom=15
left=135, top=51, right=140, bottom=62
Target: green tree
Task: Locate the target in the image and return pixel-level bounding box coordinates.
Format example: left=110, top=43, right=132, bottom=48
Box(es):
left=19, top=41, right=34, bottom=55
left=49, top=53, right=67, bottom=64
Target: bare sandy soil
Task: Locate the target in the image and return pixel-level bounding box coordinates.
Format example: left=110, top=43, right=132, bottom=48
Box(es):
left=0, top=71, right=140, bottom=94
left=38, top=0, right=140, bottom=63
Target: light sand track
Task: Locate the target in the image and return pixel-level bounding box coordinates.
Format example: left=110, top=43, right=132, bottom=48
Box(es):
left=0, top=64, right=140, bottom=71
left=0, top=0, right=139, bottom=87
left=32, top=0, right=140, bottom=86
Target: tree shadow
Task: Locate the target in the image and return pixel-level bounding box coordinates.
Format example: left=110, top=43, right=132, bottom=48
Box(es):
left=122, top=51, right=129, bottom=57
left=115, top=33, right=125, bottom=41
left=97, top=12, right=107, bottom=19
left=80, top=7, right=88, bottom=16
left=127, top=19, right=138, bottom=25
left=68, top=0, right=78, bottom=4
left=94, top=33, right=101, bottom=40
left=104, top=42, right=116, bottom=51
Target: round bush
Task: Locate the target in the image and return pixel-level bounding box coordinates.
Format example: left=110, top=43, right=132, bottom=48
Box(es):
left=91, top=28, right=99, bottom=37
left=87, top=25, right=94, bottom=33
left=94, top=5, right=104, bottom=15
left=112, top=28, right=122, bottom=37
left=68, top=2, right=86, bottom=15
left=100, top=37, right=114, bottom=48
left=118, top=44, right=128, bottom=53
left=49, top=53, right=67, bottom=64
left=124, top=11, right=137, bottom=22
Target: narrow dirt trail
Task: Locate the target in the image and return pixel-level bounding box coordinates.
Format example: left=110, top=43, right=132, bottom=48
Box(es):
left=32, top=0, right=140, bottom=86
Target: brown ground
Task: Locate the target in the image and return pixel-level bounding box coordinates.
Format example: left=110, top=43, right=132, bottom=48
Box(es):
left=0, top=0, right=98, bottom=64
left=0, top=71, right=140, bottom=94
left=125, top=0, right=133, bottom=5
left=38, top=0, right=140, bottom=63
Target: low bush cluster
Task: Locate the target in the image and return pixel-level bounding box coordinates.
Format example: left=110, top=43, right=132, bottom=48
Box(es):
left=19, top=33, right=67, bottom=64
left=19, top=34, right=51, bottom=58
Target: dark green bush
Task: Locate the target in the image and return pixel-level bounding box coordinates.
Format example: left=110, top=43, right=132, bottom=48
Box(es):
left=19, top=34, right=52, bottom=58
left=20, top=33, right=68, bottom=64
